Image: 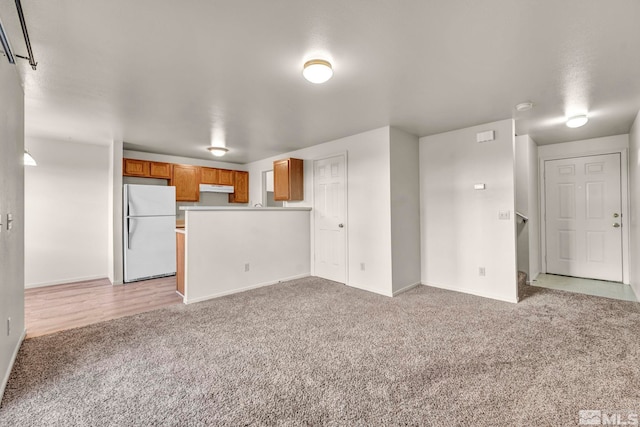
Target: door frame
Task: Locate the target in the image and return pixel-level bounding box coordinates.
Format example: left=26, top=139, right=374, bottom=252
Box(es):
left=539, top=148, right=630, bottom=284
left=311, top=151, right=349, bottom=285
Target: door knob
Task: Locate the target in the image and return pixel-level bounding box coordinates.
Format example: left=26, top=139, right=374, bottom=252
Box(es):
left=613, top=213, right=620, bottom=218
left=338, top=223, right=344, bottom=228
left=613, top=223, right=620, bottom=228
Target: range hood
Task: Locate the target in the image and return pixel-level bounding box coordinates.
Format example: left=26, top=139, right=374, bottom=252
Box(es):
left=199, top=184, right=234, bottom=194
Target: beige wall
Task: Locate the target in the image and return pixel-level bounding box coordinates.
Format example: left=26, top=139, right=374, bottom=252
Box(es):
left=25, top=138, right=111, bottom=287
left=629, top=112, right=640, bottom=299
left=420, top=119, right=518, bottom=303
left=0, top=59, right=25, bottom=399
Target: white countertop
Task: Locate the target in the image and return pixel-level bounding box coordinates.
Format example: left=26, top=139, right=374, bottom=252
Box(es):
left=179, top=206, right=312, bottom=211
left=175, top=229, right=185, bottom=234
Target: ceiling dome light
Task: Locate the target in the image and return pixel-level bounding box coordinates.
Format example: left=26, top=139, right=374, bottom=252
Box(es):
left=207, top=146, right=229, bottom=157
left=303, top=59, right=333, bottom=84
left=566, top=115, right=589, bottom=128
left=515, top=101, right=533, bottom=112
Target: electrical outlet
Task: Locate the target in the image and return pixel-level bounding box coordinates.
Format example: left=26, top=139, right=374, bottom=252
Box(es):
left=244, top=263, right=250, bottom=272
left=6, top=317, right=11, bottom=336
left=498, top=210, right=510, bottom=220
left=479, top=267, right=486, bottom=276
left=360, top=263, right=365, bottom=271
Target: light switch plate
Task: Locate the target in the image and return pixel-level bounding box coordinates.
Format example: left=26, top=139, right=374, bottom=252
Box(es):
left=474, top=184, right=486, bottom=190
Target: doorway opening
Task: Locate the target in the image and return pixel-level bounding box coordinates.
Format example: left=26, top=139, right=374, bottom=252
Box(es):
left=262, top=170, right=283, bottom=207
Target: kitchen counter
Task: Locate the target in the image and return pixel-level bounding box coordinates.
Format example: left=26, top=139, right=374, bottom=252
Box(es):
left=179, top=206, right=311, bottom=211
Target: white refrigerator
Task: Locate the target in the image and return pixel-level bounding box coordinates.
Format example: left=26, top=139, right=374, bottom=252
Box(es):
left=123, top=184, right=177, bottom=283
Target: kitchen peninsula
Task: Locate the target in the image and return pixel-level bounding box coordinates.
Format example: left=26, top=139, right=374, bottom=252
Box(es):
left=177, top=207, right=311, bottom=304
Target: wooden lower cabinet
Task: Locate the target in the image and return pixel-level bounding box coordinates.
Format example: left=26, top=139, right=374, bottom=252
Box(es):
left=170, top=165, right=200, bottom=202
left=176, top=231, right=185, bottom=295
left=229, top=170, right=249, bottom=203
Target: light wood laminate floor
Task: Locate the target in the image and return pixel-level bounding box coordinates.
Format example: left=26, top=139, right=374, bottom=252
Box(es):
left=25, top=276, right=183, bottom=338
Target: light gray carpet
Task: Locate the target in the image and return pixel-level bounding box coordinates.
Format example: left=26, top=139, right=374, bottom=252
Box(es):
left=1, top=277, right=639, bottom=426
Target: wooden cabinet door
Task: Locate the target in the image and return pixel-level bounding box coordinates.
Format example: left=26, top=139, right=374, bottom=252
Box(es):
left=123, top=159, right=149, bottom=177
left=218, top=169, right=234, bottom=186
left=229, top=171, right=249, bottom=203
left=274, top=158, right=303, bottom=201
left=170, top=165, right=200, bottom=201
left=200, top=167, right=219, bottom=184
left=273, top=159, right=290, bottom=201
left=149, top=162, right=172, bottom=179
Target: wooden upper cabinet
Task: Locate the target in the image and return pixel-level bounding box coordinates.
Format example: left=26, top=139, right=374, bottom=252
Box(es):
left=123, top=158, right=171, bottom=179
left=200, top=167, right=219, bottom=184
left=274, top=158, right=304, bottom=201
left=149, top=162, right=172, bottom=179
left=218, top=169, right=234, bottom=186
left=170, top=165, right=200, bottom=202
left=123, top=159, right=149, bottom=177
left=229, top=171, right=249, bottom=203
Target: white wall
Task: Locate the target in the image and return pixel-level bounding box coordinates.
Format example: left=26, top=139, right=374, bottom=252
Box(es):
left=25, top=138, right=110, bottom=287
left=420, top=119, right=518, bottom=303
left=515, top=135, right=530, bottom=276
left=108, top=140, right=123, bottom=285
left=538, top=134, right=630, bottom=284
left=0, top=59, right=25, bottom=400
left=527, top=136, right=540, bottom=280
left=629, top=111, right=640, bottom=299
left=390, top=128, right=421, bottom=294
left=245, top=127, right=394, bottom=296
left=123, top=150, right=248, bottom=171
left=514, top=135, right=540, bottom=281
left=184, top=209, right=311, bottom=303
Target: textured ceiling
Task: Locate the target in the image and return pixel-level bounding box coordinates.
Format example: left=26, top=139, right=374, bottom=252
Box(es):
left=1, top=0, right=639, bottom=163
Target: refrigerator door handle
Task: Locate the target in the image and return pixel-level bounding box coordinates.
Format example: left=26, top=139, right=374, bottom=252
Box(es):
left=127, top=217, right=134, bottom=250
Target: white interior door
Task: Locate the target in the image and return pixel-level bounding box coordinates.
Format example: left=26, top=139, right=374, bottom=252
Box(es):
left=544, top=153, right=622, bottom=282
left=314, top=155, right=346, bottom=283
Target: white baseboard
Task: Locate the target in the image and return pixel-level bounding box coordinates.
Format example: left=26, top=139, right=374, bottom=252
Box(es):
left=184, top=273, right=310, bottom=304
left=1, top=329, right=26, bottom=403
left=392, top=282, right=422, bottom=297
left=423, top=281, right=518, bottom=304
left=25, top=275, right=109, bottom=289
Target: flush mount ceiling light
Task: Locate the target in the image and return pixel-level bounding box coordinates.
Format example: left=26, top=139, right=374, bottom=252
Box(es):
left=207, top=146, right=229, bottom=157
left=303, top=59, right=333, bottom=84
left=566, top=114, right=589, bottom=128
left=24, top=149, right=36, bottom=166
left=515, top=101, right=533, bottom=112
